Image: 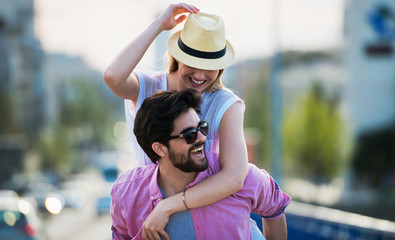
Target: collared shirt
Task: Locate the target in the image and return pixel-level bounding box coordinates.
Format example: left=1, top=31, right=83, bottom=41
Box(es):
left=110, top=152, right=291, bottom=240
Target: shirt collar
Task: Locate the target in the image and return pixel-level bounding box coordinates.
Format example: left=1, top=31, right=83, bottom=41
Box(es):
left=148, top=162, right=163, bottom=201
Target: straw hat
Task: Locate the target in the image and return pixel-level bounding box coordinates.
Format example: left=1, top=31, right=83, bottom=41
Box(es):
left=167, top=12, right=235, bottom=70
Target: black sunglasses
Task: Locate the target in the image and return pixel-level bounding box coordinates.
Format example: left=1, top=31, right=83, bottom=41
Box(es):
left=166, top=121, right=209, bottom=144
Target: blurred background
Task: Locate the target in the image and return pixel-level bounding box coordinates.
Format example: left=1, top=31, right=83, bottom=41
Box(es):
left=0, top=0, right=394, bottom=239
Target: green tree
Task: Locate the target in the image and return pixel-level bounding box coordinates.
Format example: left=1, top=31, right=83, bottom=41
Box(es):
left=241, top=61, right=271, bottom=168
left=36, top=77, right=121, bottom=174
left=59, top=78, right=117, bottom=147
left=283, top=81, right=348, bottom=181
left=36, top=125, right=74, bottom=173
left=351, top=123, right=395, bottom=189
left=0, top=89, right=19, bottom=134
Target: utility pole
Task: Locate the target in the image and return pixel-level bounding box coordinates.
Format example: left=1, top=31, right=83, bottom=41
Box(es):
left=269, top=0, right=283, bottom=185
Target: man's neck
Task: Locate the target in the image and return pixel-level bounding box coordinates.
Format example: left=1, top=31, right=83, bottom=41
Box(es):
left=157, top=161, right=197, bottom=197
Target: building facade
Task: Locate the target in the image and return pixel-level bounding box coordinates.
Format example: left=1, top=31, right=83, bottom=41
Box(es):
left=344, top=0, right=395, bottom=135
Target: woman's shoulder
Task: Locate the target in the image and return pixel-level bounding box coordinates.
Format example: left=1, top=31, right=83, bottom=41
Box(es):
left=204, top=87, right=241, bottom=100
left=202, top=87, right=243, bottom=108
left=135, top=70, right=167, bottom=96
left=134, top=70, right=166, bottom=81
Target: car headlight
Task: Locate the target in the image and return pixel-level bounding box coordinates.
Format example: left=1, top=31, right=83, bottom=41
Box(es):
left=45, top=194, right=64, bottom=215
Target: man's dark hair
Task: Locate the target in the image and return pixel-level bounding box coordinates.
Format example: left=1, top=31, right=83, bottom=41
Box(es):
left=134, top=89, right=202, bottom=163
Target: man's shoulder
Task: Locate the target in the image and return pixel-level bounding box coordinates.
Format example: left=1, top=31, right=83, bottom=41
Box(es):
left=112, top=164, right=156, bottom=191
left=245, top=164, right=272, bottom=185
left=204, top=153, right=270, bottom=186
left=242, top=163, right=291, bottom=203
left=111, top=165, right=157, bottom=238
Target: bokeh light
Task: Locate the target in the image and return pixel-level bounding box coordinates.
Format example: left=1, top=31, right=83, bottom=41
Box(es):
left=113, top=121, right=130, bottom=141
left=45, top=196, right=64, bottom=215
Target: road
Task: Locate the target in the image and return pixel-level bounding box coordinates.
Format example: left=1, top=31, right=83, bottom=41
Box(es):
left=43, top=206, right=112, bottom=240
left=39, top=172, right=113, bottom=240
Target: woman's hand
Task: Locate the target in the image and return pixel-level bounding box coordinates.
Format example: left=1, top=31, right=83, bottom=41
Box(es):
left=142, top=200, right=171, bottom=240
left=157, top=3, right=199, bottom=31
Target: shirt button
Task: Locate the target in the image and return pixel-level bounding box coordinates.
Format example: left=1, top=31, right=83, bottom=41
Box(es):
left=151, top=196, right=154, bottom=200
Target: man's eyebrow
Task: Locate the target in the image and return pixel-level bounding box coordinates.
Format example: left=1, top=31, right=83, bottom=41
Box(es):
left=179, top=127, right=194, bottom=134
left=179, top=120, right=203, bottom=134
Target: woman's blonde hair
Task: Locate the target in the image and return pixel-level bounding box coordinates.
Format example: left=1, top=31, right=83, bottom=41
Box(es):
left=167, top=54, right=224, bottom=92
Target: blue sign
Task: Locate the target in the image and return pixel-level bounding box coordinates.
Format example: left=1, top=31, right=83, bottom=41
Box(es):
left=367, top=4, right=395, bottom=40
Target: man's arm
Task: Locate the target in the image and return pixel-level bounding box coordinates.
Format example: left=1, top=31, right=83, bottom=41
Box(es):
left=242, top=165, right=291, bottom=239
left=111, top=190, right=132, bottom=240
left=262, top=215, right=287, bottom=240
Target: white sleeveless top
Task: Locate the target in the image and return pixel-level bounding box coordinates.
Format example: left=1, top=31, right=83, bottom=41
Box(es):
left=125, top=70, right=244, bottom=167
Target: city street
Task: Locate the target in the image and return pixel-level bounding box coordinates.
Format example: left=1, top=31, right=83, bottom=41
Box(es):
left=42, top=194, right=112, bottom=240
left=35, top=169, right=114, bottom=240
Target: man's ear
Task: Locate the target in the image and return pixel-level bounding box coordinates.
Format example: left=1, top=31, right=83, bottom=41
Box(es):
left=152, top=142, right=168, bottom=158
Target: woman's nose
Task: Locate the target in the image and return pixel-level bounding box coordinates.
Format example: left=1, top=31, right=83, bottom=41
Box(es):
left=192, top=70, right=205, bottom=80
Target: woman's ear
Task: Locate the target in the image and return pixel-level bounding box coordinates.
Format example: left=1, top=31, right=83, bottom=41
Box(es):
left=152, top=142, right=168, bottom=158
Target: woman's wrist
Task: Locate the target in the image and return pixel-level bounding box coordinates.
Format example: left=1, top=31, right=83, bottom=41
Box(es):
left=152, top=17, right=167, bottom=34
left=158, top=193, right=186, bottom=215
left=157, top=198, right=176, bottom=216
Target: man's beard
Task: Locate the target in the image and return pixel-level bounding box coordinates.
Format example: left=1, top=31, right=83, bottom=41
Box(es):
left=168, top=142, right=208, bottom=173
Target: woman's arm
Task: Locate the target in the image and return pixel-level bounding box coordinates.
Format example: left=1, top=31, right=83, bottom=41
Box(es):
left=103, top=3, right=199, bottom=100
left=142, top=102, right=249, bottom=240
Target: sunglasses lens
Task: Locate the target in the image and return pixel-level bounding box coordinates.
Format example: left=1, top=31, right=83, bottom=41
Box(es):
left=200, top=122, right=208, bottom=136
left=177, top=121, right=209, bottom=144
left=184, top=130, right=198, bottom=144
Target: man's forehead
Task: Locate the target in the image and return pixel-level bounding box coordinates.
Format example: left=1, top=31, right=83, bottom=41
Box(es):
left=172, top=108, right=200, bottom=133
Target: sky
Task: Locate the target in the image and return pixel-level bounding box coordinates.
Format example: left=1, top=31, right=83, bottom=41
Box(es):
left=33, top=0, right=344, bottom=71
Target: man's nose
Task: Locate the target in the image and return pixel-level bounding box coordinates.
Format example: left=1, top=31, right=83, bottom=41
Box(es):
left=196, top=130, right=206, bottom=142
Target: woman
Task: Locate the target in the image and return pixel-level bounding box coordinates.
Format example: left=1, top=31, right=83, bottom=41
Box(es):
left=104, top=3, right=262, bottom=240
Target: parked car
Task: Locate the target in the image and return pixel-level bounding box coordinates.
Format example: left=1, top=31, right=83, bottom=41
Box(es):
left=0, top=190, right=44, bottom=240
left=59, top=179, right=91, bottom=210
left=23, top=182, right=64, bottom=215
left=96, top=181, right=113, bottom=216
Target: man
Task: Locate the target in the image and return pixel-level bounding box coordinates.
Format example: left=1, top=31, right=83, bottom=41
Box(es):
left=111, top=89, right=291, bottom=240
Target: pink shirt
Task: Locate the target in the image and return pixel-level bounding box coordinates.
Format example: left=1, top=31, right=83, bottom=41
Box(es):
left=110, top=153, right=291, bottom=240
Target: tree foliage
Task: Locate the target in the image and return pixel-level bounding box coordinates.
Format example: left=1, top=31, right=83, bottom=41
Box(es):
left=0, top=89, right=19, bottom=134
left=351, top=123, right=395, bottom=189
left=231, top=52, right=348, bottom=178
left=36, top=77, right=121, bottom=174
left=59, top=78, right=117, bottom=147
left=283, top=81, right=348, bottom=181
left=241, top=60, right=271, bottom=168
